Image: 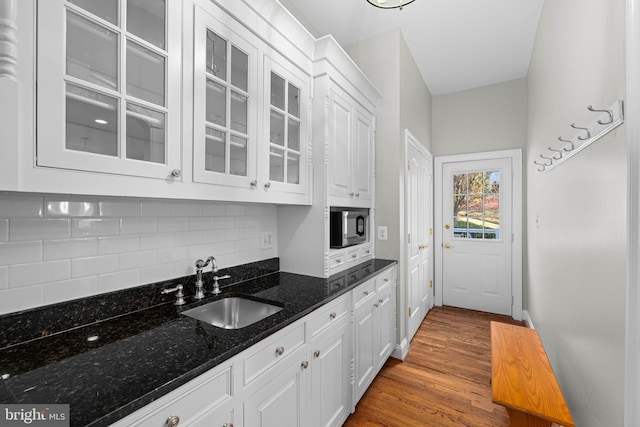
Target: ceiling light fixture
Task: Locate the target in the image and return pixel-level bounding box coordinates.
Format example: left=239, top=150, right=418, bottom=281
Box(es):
left=365, top=0, right=415, bottom=10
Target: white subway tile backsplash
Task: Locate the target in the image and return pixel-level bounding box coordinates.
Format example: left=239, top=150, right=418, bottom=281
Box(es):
left=0, top=285, right=44, bottom=314
left=10, top=260, right=71, bottom=287
left=98, top=235, right=140, bottom=255
left=0, top=194, right=43, bottom=218
left=10, top=219, right=71, bottom=241
left=0, top=193, right=279, bottom=314
left=43, top=277, right=98, bottom=305
left=119, top=250, right=156, bottom=270
left=157, top=217, right=187, bottom=233
left=44, top=238, right=97, bottom=261
left=0, top=219, right=8, bottom=242
left=187, top=217, right=214, bottom=231
left=139, top=233, right=173, bottom=250
left=0, top=241, right=43, bottom=265
left=72, top=254, right=119, bottom=278
left=98, top=269, right=140, bottom=293
left=73, top=218, right=120, bottom=237
left=98, top=198, right=141, bottom=217
left=120, top=218, right=157, bottom=235
left=45, top=197, right=97, bottom=217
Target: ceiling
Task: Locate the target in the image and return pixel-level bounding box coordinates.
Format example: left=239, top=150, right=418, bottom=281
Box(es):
left=281, top=0, right=545, bottom=96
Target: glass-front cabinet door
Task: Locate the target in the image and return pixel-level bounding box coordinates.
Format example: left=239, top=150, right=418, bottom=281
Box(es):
left=262, top=56, right=309, bottom=196
left=192, top=5, right=258, bottom=188
left=37, top=0, right=181, bottom=179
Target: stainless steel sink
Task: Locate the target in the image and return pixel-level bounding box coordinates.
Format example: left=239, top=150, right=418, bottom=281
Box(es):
left=182, top=296, right=283, bottom=329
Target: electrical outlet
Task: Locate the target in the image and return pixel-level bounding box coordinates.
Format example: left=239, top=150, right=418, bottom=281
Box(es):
left=378, top=226, right=388, bottom=241
left=261, top=232, right=273, bottom=249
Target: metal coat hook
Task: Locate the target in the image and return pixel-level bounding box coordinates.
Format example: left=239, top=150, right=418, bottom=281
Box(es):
left=547, top=146, right=563, bottom=160
left=533, top=161, right=547, bottom=172
left=570, top=123, right=591, bottom=140
left=587, top=105, right=614, bottom=125
left=558, top=136, right=574, bottom=151
left=539, top=154, right=554, bottom=165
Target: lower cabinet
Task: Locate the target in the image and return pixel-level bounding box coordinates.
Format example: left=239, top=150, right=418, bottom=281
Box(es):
left=112, top=266, right=396, bottom=427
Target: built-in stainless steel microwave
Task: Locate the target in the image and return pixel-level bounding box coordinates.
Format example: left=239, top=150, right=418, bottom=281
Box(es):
left=330, top=207, right=369, bottom=248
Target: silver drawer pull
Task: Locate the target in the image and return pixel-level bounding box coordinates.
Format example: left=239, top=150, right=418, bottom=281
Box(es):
left=166, top=416, right=180, bottom=427
left=275, top=346, right=285, bottom=356
left=374, top=303, right=379, bottom=308
left=363, top=291, right=369, bottom=296
left=314, top=350, right=321, bottom=358
left=379, top=299, right=384, bottom=304
left=223, top=423, right=234, bottom=427
left=351, top=254, right=357, bottom=258
left=329, top=312, right=337, bottom=319
left=301, top=361, right=309, bottom=369
left=384, top=278, right=389, bottom=282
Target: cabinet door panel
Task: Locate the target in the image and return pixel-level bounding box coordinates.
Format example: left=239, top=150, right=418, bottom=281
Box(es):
left=354, top=303, right=375, bottom=403
left=353, top=108, right=374, bottom=204
left=37, top=0, right=181, bottom=180
left=375, top=287, right=394, bottom=368
left=328, top=88, right=352, bottom=199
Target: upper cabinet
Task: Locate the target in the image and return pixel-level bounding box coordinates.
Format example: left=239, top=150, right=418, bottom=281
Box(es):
left=37, top=0, right=182, bottom=180
left=6, top=0, right=313, bottom=204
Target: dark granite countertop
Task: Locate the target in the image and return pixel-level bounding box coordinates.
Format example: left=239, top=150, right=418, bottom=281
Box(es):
left=0, top=258, right=396, bottom=426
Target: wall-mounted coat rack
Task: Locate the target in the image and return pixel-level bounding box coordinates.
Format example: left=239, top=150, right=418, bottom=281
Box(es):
left=534, top=100, right=624, bottom=172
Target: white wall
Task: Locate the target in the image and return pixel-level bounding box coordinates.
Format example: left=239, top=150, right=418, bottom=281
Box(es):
left=526, top=0, right=626, bottom=425
left=432, top=78, right=527, bottom=157
left=0, top=192, right=278, bottom=315
left=345, top=29, right=432, bottom=351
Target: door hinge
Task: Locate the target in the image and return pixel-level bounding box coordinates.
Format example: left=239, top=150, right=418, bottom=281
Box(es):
left=408, top=306, right=412, bottom=317
left=408, top=161, right=411, bottom=171
left=512, top=296, right=515, bottom=305
left=429, top=280, right=433, bottom=289
left=512, top=233, right=514, bottom=242
left=429, top=227, right=433, bottom=236
left=408, top=233, right=411, bottom=244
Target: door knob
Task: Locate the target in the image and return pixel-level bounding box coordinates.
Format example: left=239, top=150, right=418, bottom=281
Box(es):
left=444, top=224, right=451, bottom=229
left=418, top=244, right=427, bottom=249
left=444, top=243, right=453, bottom=249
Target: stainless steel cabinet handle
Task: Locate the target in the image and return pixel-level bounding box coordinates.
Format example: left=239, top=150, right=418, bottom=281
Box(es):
left=275, top=346, right=285, bottom=356
left=355, top=193, right=360, bottom=197
left=374, top=303, right=379, bottom=308
left=329, top=312, right=337, bottom=319
left=349, top=192, right=355, bottom=197
left=171, top=169, right=181, bottom=177
left=314, top=350, right=320, bottom=358
left=166, top=416, right=180, bottom=427
left=301, top=361, right=309, bottom=369
left=223, top=423, right=234, bottom=427
left=363, top=291, right=369, bottom=296
left=264, top=181, right=271, bottom=189
left=351, top=254, right=357, bottom=258
left=250, top=180, right=257, bottom=188
left=378, top=299, right=384, bottom=304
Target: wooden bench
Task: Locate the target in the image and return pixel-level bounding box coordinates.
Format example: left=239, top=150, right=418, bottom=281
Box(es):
left=490, top=321, right=575, bottom=427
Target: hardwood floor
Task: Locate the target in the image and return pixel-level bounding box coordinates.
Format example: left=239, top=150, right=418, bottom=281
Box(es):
left=344, top=306, right=526, bottom=427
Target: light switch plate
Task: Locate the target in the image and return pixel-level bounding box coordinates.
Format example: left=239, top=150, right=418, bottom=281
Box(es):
left=378, top=226, right=388, bottom=241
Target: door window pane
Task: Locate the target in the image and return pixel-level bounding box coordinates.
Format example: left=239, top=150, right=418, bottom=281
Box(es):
left=287, top=153, right=299, bottom=184
left=206, top=79, right=226, bottom=127
left=66, top=11, right=118, bottom=90
left=230, top=135, right=247, bottom=177
left=270, top=72, right=285, bottom=110
left=70, top=0, right=118, bottom=25
left=287, top=119, right=300, bottom=151
left=126, top=102, right=165, bottom=163
left=205, top=127, right=226, bottom=173
left=127, top=0, right=165, bottom=49
left=270, top=111, right=285, bottom=146
left=288, top=83, right=300, bottom=117
left=127, top=40, right=165, bottom=106
left=231, top=46, right=248, bottom=92
left=206, top=30, right=227, bottom=80
left=230, top=91, right=248, bottom=134
left=66, top=84, right=118, bottom=156
left=452, top=170, right=500, bottom=240
left=270, top=147, right=284, bottom=182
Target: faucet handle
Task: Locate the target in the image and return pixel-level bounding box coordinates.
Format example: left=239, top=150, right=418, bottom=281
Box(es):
left=161, top=284, right=185, bottom=305
left=195, top=258, right=208, bottom=269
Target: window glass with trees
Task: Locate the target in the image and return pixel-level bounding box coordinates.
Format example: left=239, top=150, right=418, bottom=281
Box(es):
left=452, top=170, right=500, bottom=240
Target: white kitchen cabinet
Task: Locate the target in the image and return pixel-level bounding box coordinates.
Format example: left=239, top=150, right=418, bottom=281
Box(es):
left=37, top=0, right=182, bottom=181
left=326, top=85, right=375, bottom=208
left=352, top=266, right=397, bottom=406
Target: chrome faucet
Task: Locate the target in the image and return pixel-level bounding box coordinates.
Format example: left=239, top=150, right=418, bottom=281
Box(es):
left=208, top=256, right=231, bottom=295
left=194, top=258, right=211, bottom=299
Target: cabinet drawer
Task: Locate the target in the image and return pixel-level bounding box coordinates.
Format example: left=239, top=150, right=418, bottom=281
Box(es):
left=376, top=268, right=395, bottom=292
left=243, top=323, right=305, bottom=386
left=353, top=279, right=376, bottom=308
left=359, top=246, right=373, bottom=259
left=329, top=253, right=345, bottom=269
left=123, top=363, right=233, bottom=427
left=307, top=293, right=350, bottom=338
left=346, top=249, right=359, bottom=264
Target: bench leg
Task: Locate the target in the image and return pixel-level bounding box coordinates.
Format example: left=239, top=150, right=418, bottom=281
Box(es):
left=507, top=408, right=553, bottom=427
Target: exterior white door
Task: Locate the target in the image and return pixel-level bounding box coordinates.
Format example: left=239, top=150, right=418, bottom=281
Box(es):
left=406, top=132, right=433, bottom=341
left=440, top=157, right=513, bottom=316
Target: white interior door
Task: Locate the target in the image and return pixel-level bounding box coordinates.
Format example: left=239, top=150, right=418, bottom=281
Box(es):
left=406, top=132, right=433, bottom=341
left=441, top=157, right=513, bottom=316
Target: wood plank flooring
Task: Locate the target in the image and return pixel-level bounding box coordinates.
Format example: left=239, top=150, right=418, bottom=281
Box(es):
left=343, top=306, right=526, bottom=427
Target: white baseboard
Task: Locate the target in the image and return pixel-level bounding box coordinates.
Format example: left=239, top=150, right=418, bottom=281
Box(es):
left=391, top=338, right=409, bottom=360
left=523, top=310, right=535, bottom=329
